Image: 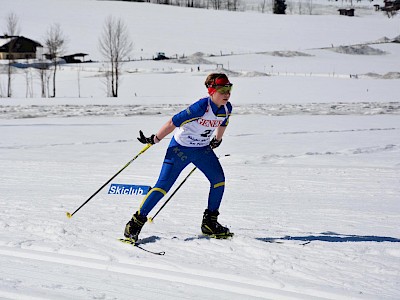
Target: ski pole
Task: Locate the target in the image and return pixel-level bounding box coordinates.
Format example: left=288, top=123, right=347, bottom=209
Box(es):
left=148, top=165, right=197, bottom=223
left=66, top=143, right=152, bottom=219
left=148, top=154, right=230, bottom=223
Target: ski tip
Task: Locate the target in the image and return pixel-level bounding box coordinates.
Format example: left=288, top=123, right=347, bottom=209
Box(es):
left=66, top=212, right=72, bottom=219
left=118, top=238, right=166, bottom=255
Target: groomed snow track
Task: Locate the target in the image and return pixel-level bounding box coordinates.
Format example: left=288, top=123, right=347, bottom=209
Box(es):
left=0, top=244, right=347, bottom=300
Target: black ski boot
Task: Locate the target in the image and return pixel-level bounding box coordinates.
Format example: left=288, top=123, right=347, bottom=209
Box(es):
left=124, top=211, right=147, bottom=243
left=201, top=209, right=233, bottom=239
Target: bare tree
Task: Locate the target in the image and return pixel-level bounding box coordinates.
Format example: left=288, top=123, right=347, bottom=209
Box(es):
left=210, top=0, right=222, bottom=9
left=0, top=80, right=4, bottom=97
left=260, top=0, right=267, bottom=13
left=286, top=0, right=294, bottom=13
left=227, top=0, right=240, bottom=11
left=298, top=0, right=303, bottom=14
left=45, top=23, right=67, bottom=98
left=24, top=67, right=34, bottom=98
left=5, top=12, right=20, bottom=36
left=4, top=12, right=21, bottom=98
left=76, top=64, right=82, bottom=98
left=306, top=0, right=313, bottom=14
left=36, top=62, right=51, bottom=98
left=99, top=16, right=132, bottom=97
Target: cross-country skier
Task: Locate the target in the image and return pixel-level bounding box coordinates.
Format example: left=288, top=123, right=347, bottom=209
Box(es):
left=124, top=73, right=233, bottom=243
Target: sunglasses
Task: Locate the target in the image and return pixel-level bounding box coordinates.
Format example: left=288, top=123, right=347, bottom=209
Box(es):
left=213, top=84, right=233, bottom=94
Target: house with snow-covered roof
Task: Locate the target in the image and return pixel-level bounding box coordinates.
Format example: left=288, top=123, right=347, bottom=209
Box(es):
left=0, top=35, right=43, bottom=60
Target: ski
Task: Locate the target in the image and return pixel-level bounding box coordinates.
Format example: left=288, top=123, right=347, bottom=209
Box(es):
left=263, top=239, right=311, bottom=246
left=202, top=232, right=234, bottom=239
left=118, top=238, right=166, bottom=255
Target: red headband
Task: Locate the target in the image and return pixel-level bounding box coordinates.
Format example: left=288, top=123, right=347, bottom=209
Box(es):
left=207, top=77, right=231, bottom=95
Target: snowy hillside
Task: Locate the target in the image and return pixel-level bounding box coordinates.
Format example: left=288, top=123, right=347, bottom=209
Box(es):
left=0, top=0, right=400, bottom=299
left=1, top=0, right=400, bottom=103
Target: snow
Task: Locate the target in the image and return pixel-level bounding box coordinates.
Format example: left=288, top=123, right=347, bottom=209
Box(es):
left=1, top=0, right=400, bottom=299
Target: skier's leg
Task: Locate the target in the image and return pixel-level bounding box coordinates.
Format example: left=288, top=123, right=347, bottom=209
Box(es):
left=125, top=146, right=191, bottom=241
left=194, top=147, right=231, bottom=236
left=138, top=146, right=191, bottom=216
left=193, top=147, right=225, bottom=212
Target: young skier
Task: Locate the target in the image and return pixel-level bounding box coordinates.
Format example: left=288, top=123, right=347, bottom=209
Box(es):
left=124, top=73, right=233, bottom=242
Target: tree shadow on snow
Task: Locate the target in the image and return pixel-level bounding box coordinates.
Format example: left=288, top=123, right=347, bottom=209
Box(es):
left=257, top=231, right=400, bottom=244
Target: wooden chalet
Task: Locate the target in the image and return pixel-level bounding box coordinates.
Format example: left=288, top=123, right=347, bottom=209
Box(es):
left=0, top=35, right=42, bottom=60
left=381, top=0, right=400, bottom=14
left=338, top=8, right=355, bottom=16
left=60, top=53, right=89, bottom=63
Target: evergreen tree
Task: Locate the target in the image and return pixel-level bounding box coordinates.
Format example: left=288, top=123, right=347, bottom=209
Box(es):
left=273, top=0, right=287, bottom=14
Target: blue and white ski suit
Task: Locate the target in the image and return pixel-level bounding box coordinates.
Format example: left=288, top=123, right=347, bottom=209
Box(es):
left=139, top=97, right=232, bottom=216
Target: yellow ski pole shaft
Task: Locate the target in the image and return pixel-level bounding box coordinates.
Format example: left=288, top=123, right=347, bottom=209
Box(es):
left=66, top=144, right=152, bottom=219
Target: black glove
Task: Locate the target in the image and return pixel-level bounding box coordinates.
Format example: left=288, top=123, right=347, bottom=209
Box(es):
left=137, top=130, right=157, bottom=145
left=210, top=136, right=222, bottom=149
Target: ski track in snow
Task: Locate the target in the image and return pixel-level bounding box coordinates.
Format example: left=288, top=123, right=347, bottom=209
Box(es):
left=0, top=244, right=333, bottom=300
left=0, top=138, right=136, bottom=150
left=0, top=102, right=399, bottom=119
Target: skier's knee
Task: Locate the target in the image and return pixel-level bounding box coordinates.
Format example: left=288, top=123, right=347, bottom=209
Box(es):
left=213, top=181, right=225, bottom=189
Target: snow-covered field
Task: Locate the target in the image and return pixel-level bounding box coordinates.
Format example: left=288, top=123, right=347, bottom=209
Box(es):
left=1, top=0, right=400, bottom=299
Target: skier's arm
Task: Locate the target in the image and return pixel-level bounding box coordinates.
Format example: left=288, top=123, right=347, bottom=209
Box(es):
left=210, top=125, right=227, bottom=149
left=137, top=118, right=176, bottom=144
left=211, top=102, right=232, bottom=148
left=214, top=125, right=227, bottom=141
left=155, top=118, right=176, bottom=141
